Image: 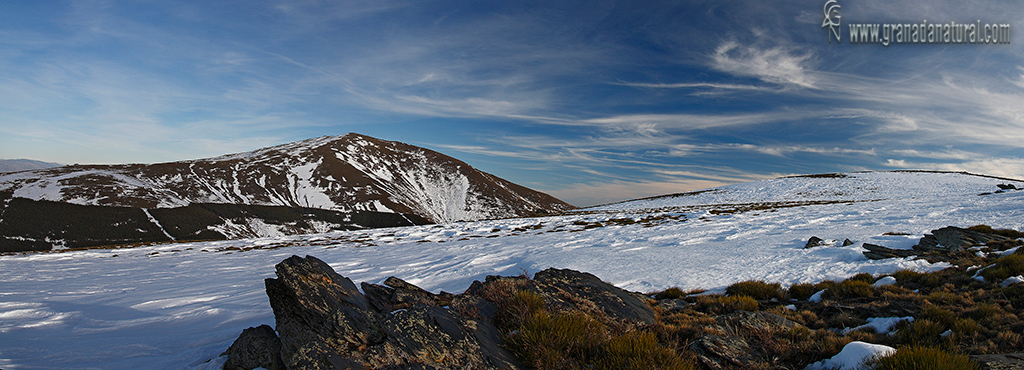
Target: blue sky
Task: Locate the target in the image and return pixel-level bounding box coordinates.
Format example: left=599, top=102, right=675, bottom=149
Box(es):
left=2, top=1, right=1023, bottom=206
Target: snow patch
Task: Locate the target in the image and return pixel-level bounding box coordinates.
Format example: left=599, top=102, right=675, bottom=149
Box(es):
left=842, top=316, right=913, bottom=335
left=804, top=341, right=895, bottom=370
left=808, top=289, right=826, bottom=303
left=871, top=276, right=896, bottom=287
left=1001, top=275, right=1024, bottom=287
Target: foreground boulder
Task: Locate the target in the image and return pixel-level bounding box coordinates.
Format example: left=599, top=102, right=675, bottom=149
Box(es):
left=256, top=255, right=520, bottom=369
left=223, top=256, right=661, bottom=369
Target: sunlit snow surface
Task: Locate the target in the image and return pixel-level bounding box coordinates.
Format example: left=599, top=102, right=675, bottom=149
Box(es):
left=1, top=172, right=1023, bottom=369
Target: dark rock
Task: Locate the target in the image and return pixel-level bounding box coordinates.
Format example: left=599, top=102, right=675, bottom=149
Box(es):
left=843, top=238, right=854, bottom=246
left=360, top=277, right=445, bottom=314
left=450, top=294, right=499, bottom=323
left=914, top=226, right=1015, bottom=253
left=221, top=324, right=285, bottom=370
left=862, top=243, right=916, bottom=260
left=805, top=236, right=828, bottom=249
left=532, top=268, right=657, bottom=325
left=690, top=334, right=757, bottom=370
left=265, top=255, right=383, bottom=369
left=997, top=184, right=1018, bottom=190
left=363, top=306, right=517, bottom=369
left=360, top=282, right=398, bottom=313
left=385, top=276, right=441, bottom=307
left=972, top=353, right=1024, bottom=370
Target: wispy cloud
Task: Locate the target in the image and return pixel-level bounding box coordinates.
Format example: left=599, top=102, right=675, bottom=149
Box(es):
left=711, top=41, right=818, bottom=89
left=1015, top=67, right=1024, bottom=90
left=614, top=81, right=779, bottom=93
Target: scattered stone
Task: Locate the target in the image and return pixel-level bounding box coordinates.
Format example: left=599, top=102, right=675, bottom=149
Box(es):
left=862, top=243, right=915, bottom=260
left=843, top=238, right=854, bottom=246
left=805, top=236, right=828, bottom=249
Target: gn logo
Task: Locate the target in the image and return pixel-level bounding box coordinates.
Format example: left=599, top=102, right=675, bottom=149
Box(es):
left=823, top=0, right=841, bottom=43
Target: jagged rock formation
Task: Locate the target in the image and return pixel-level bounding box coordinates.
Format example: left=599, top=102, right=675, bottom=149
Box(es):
left=226, top=255, right=521, bottom=369
left=223, top=255, right=659, bottom=369
left=0, top=133, right=574, bottom=224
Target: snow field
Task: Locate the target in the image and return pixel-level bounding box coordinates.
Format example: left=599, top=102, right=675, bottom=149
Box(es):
left=1, top=171, right=1023, bottom=369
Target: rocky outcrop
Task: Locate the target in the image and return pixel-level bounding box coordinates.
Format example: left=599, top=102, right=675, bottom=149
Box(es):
left=224, top=256, right=661, bottom=370
left=859, top=226, right=1021, bottom=261
left=255, top=255, right=521, bottom=369
left=914, top=226, right=1016, bottom=253
left=862, top=243, right=916, bottom=260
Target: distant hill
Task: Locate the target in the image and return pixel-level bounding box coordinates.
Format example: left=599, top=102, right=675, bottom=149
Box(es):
left=0, top=159, right=62, bottom=173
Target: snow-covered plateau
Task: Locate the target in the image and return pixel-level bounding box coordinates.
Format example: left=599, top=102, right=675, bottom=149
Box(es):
left=1, top=171, right=1023, bottom=369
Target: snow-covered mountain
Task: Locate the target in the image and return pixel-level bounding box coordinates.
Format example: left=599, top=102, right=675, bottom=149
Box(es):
left=0, top=133, right=573, bottom=223
left=2, top=171, right=1023, bottom=369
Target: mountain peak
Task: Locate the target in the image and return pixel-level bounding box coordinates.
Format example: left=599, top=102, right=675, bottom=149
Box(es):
left=0, top=134, right=574, bottom=223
